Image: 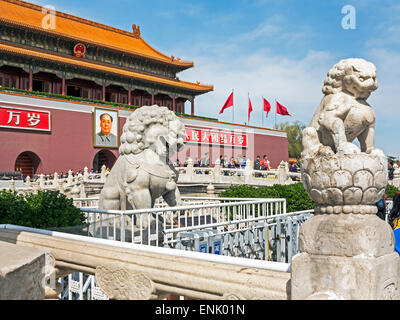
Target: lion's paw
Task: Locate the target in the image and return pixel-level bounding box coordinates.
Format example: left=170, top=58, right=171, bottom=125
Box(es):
left=366, top=147, right=385, bottom=158
left=337, top=142, right=361, bottom=155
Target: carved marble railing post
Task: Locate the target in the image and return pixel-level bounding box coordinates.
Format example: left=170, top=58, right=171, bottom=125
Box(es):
left=25, top=176, right=32, bottom=188
left=53, top=172, right=59, bottom=189
left=9, top=179, right=15, bottom=193
left=393, top=164, right=400, bottom=188
left=213, top=159, right=221, bottom=183
left=58, top=182, right=65, bottom=195
left=100, top=165, right=106, bottom=182
left=207, top=183, right=215, bottom=195
left=39, top=174, right=45, bottom=188
left=79, top=179, right=86, bottom=198
left=67, top=170, right=73, bottom=185
left=33, top=180, right=40, bottom=194
left=244, top=159, right=252, bottom=184
left=186, top=158, right=194, bottom=182
left=277, top=161, right=287, bottom=184
left=83, top=167, right=89, bottom=182
left=291, top=58, right=400, bottom=300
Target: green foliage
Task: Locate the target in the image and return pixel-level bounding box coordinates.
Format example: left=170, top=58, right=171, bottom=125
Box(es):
left=386, top=184, right=399, bottom=199
left=0, top=190, right=85, bottom=228
left=387, top=155, right=399, bottom=164
left=274, top=121, right=306, bottom=158
left=220, top=183, right=316, bottom=213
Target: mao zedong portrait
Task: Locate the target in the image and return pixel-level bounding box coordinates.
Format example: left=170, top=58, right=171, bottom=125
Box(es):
left=96, top=113, right=117, bottom=147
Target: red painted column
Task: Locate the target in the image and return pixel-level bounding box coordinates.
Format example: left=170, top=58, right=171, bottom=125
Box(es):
left=102, top=83, right=106, bottom=101
left=61, top=75, right=65, bottom=95
left=191, top=98, right=195, bottom=116
left=128, top=89, right=131, bottom=105
left=172, top=97, right=176, bottom=112
left=140, top=94, right=143, bottom=106
left=151, top=93, right=155, bottom=105
left=28, top=68, right=33, bottom=91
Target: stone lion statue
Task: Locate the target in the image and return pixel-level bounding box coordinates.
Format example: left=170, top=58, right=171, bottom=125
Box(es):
left=300, top=58, right=388, bottom=209
left=302, top=58, right=384, bottom=158
left=99, top=105, right=186, bottom=211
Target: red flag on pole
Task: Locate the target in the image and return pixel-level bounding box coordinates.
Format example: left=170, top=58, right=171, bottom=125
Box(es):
left=219, top=92, right=234, bottom=114
left=263, top=98, right=271, bottom=118
left=276, top=100, right=291, bottom=116
left=248, top=96, right=253, bottom=122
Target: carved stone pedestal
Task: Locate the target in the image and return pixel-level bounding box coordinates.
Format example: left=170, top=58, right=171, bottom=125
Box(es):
left=291, top=214, right=400, bottom=299
left=294, top=57, right=400, bottom=300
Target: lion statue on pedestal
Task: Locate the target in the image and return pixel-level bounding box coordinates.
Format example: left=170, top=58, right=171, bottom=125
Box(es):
left=302, top=58, right=384, bottom=158
left=99, top=105, right=186, bottom=211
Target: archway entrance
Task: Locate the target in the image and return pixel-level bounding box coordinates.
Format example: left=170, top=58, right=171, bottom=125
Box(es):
left=14, top=151, right=41, bottom=179
left=93, top=150, right=117, bottom=173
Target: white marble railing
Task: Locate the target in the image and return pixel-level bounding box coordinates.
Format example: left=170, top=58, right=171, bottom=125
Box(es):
left=0, top=224, right=291, bottom=300
left=176, top=158, right=300, bottom=186
left=1, top=160, right=301, bottom=197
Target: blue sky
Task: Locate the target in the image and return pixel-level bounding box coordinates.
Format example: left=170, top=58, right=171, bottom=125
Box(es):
left=31, top=0, right=400, bottom=158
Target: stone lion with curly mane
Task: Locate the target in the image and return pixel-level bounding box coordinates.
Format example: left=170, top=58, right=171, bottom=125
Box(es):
left=302, top=58, right=384, bottom=159
left=99, top=105, right=186, bottom=211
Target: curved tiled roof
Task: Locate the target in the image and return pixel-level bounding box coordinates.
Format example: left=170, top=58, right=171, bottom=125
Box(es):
left=0, top=0, right=194, bottom=67
left=0, top=42, right=213, bottom=92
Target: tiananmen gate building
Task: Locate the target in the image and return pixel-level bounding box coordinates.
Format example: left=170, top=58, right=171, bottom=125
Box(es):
left=0, top=0, right=289, bottom=178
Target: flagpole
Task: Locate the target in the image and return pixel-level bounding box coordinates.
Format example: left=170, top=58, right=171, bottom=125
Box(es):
left=274, top=99, right=277, bottom=129
left=262, top=96, right=264, bottom=128
left=232, top=89, right=234, bottom=123
left=248, top=92, right=249, bottom=126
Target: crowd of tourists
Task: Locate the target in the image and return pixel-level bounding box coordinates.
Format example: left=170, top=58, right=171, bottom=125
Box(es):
left=172, top=154, right=302, bottom=179
left=175, top=154, right=270, bottom=171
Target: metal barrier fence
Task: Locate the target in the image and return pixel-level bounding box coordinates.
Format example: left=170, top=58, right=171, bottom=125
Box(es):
left=79, top=198, right=287, bottom=247
left=58, top=197, right=309, bottom=300
left=72, top=196, right=258, bottom=209
left=74, top=197, right=314, bottom=263
left=173, top=210, right=313, bottom=263
left=59, top=273, right=108, bottom=300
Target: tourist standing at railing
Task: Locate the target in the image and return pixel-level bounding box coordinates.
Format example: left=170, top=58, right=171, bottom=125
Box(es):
left=289, top=161, right=298, bottom=181
left=254, top=155, right=261, bottom=177
left=219, top=155, right=225, bottom=168
left=193, top=157, right=201, bottom=174
left=389, top=190, right=400, bottom=228
left=227, top=157, right=235, bottom=176
left=201, top=152, right=210, bottom=168
left=240, top=156, right=247, bottom=169
left=376, top=193, right=387, bottom=221
left=174, top=159, right=181, bottom=167
left=221, top=155, right=230, bottom=176
left=260, top=155, right=270, bottom=171
left=388, top=162, right=394, bottom=180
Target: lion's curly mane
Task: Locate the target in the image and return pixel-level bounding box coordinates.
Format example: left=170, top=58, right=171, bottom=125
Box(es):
left=322, top=58, right=377, bottom=95
left=119, top=105, right=185, bottom=156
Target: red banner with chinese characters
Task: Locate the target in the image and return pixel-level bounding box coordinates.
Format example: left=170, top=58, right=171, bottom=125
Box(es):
left=185, top=128, right=247, bottom=147
left=0, top=106, right=51, bottom=131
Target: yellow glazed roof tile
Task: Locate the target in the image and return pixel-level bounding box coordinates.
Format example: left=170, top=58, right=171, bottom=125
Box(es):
left=0, top=42, right=213, bottom=92
left=0, top=0, right=194, bottom=67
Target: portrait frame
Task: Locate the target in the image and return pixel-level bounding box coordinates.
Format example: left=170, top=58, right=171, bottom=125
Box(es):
left=93, top=107, right=119, bottom=148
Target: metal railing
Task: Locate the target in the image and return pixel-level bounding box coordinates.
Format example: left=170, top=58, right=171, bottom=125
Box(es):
left=78, top=198, right=287, bottom=247
left=173, top=210, right=314, bottom=263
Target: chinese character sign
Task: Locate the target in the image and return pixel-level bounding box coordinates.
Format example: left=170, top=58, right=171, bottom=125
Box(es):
left=185, top=128, right=247, bottom=147
left=0, top=107, right=51, bottom=131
